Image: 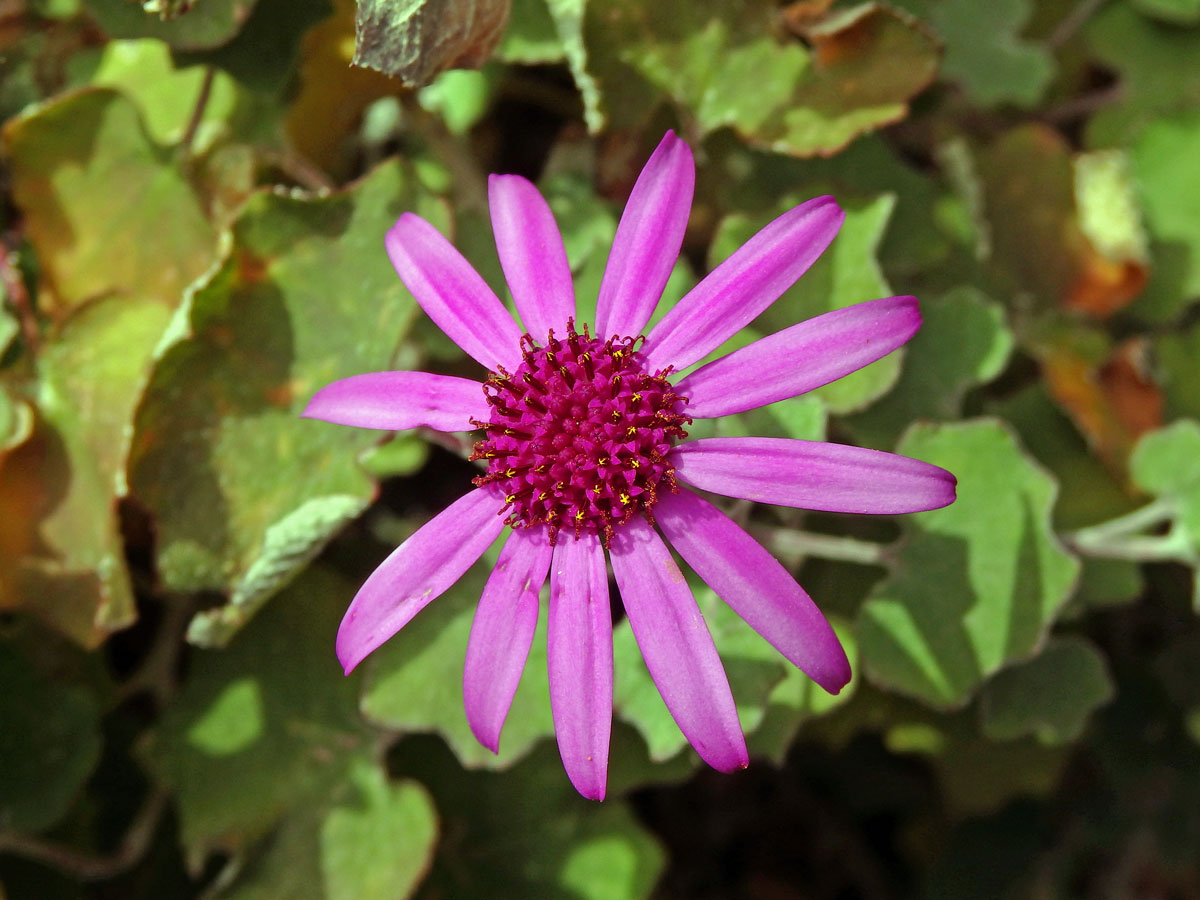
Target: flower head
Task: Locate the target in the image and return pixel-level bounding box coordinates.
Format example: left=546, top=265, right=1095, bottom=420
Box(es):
left=303, top=132, right=956, bottom=800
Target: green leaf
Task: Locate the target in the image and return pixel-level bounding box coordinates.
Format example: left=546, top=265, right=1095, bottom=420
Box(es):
left=417, top=68, right=493, bottom=135
left=392, top=736, right=666, bottom=899
left=581, top=0, right=937, bottom=155
left=359, top=432, right=430, bottom=480
left=1128, top=112, right=1200, bottom=322
left=1129, top=421, right=1200, bottom=573
left=1130, top=421, right=1200, bottom=535
left=1071, top=557, right=1144, bottom=611
left=221, top=759, right=437, bottom=900
left=146, top=565, right=371, bottom=860
left=361, top=539, right=557, bottom=769
left=86, top=0, right=261, bottom=51
left=0, top=643, right=102, bottom=833
left=497, top=0, right=562, bottom=63
left=1, top=89, right=218, bottom=313
left=926, top=0, right=1053, bottom=107
left=990, top=384, right=1136, bottom=530
left=1156, top=316, right=1200, bottom=422
left=186, top=495, right=370, bottom=646
left=90, top=39, right=238, bottom=147
left=848, top=286, right=1014, bottom=448
left=735, top=394, right=826, bottom=443
left=0, top=295, right=169, bottom=645
left=923, top=724, right=1070, bottom=818
left=545, top=0, right=600, bottom=131
left=1132, top=0, right=1200, bottom=24
left=352, top=0, right=510, bottom=84
left=859, top=419, right=1081, bottom=708
left=1085, top=1, right=1200, bottom=147
left=542, top=170, right=619, bottom=326
left=174, top=0, right=332, bottom=95
left=979, top=636, right=1114, bottom=745
left=714, top=194, right=903, bottom=414
left=127, top=160, right=439, bottom=640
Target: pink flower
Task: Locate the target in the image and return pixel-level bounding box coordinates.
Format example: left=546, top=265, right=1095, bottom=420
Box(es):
left=304, top=132, right=955, bottom=800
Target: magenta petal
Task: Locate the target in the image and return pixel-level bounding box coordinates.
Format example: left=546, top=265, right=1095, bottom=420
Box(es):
left=385, top=213, right=523, bottom=372
left=489, top=174, right=576, bottom=338
left=336, top=489, right=506, bottom=674
left=673, top=438, right=957, bottom=514
left=302, top=371, right=488, bottom=432
left=609, top=518, right=749, bottom=773
left=644, top=196, right=845, bottom=372
left=463, top=529, right=551, bottom=753
left=656, top=488, right=850, bottom=693
left=594, top=132, right=695, bottom=340
left=548, top=533, right=612, bottom=800
left=677, top=295, right=921, bottom=418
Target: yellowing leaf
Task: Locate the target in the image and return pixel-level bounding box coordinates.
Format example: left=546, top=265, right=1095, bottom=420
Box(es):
left=2, top=89, right=218, bottom=313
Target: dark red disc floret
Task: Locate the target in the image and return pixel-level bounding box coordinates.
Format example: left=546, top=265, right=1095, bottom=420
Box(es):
left=470, top=319, right=690, bottom=546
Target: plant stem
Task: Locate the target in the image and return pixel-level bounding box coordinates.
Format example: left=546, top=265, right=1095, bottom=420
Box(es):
left=1065, top=499, right=1198, bottom=563
left=179, top=66, right=215, bottom=159
left=1067, top=498, right=1175, bottom=545
left=753, top=525, right=893, bottom=568
left=0, top=789, right=167, bottom=881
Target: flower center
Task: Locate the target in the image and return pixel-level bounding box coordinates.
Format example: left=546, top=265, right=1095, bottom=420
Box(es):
left=470, top=319, right=690, bottom=546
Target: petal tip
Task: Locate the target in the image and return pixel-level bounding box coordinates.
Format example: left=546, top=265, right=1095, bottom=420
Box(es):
left=710, top=742, right=750, bottom=773
left=336, top=611, right=375, bottom=676
left=914, top=463, right=959, bottom=512
left=898, top=294, right=922, bottom=334
left=804, top=194, right=846, bottom=234
left=563, top=762, right=608, bottom=801
left=816, top=656, right=853, bottom=695
left=337, top=644, right=362, bottom=676
left=468, top=721, right=501, bottom=755
left=812, top=193, right=843, bottom=214
left=578, top=781, right=607, bottom=802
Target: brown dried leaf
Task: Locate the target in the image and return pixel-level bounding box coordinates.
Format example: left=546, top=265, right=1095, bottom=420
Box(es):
left=352, top=0, right=510, bottom=85
left=1039, top=335, right=1163, bottom=479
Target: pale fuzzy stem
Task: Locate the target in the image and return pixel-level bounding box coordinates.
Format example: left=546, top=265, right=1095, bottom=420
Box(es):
left=1067, top=498, right=1176, bottom=546
left=752, top=525, right=893, bottom=568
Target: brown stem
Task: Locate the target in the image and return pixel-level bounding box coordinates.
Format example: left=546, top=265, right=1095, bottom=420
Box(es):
left=179, top=66, right=215, bottom=159
left=116, top=595, right=196, bottom=708
left=400, top=93, right=488, bottom=213
left=1040, top=83, right=1125, bottom=125
left=0, top=789, right=168, bottom=881
left=1047, top=0, right=1110, bottom=48
left=262, top=149, right=336, bottom=194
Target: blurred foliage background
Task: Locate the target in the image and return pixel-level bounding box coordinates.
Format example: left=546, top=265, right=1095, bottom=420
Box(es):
left=2, top=0, right=1200, bottom=897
